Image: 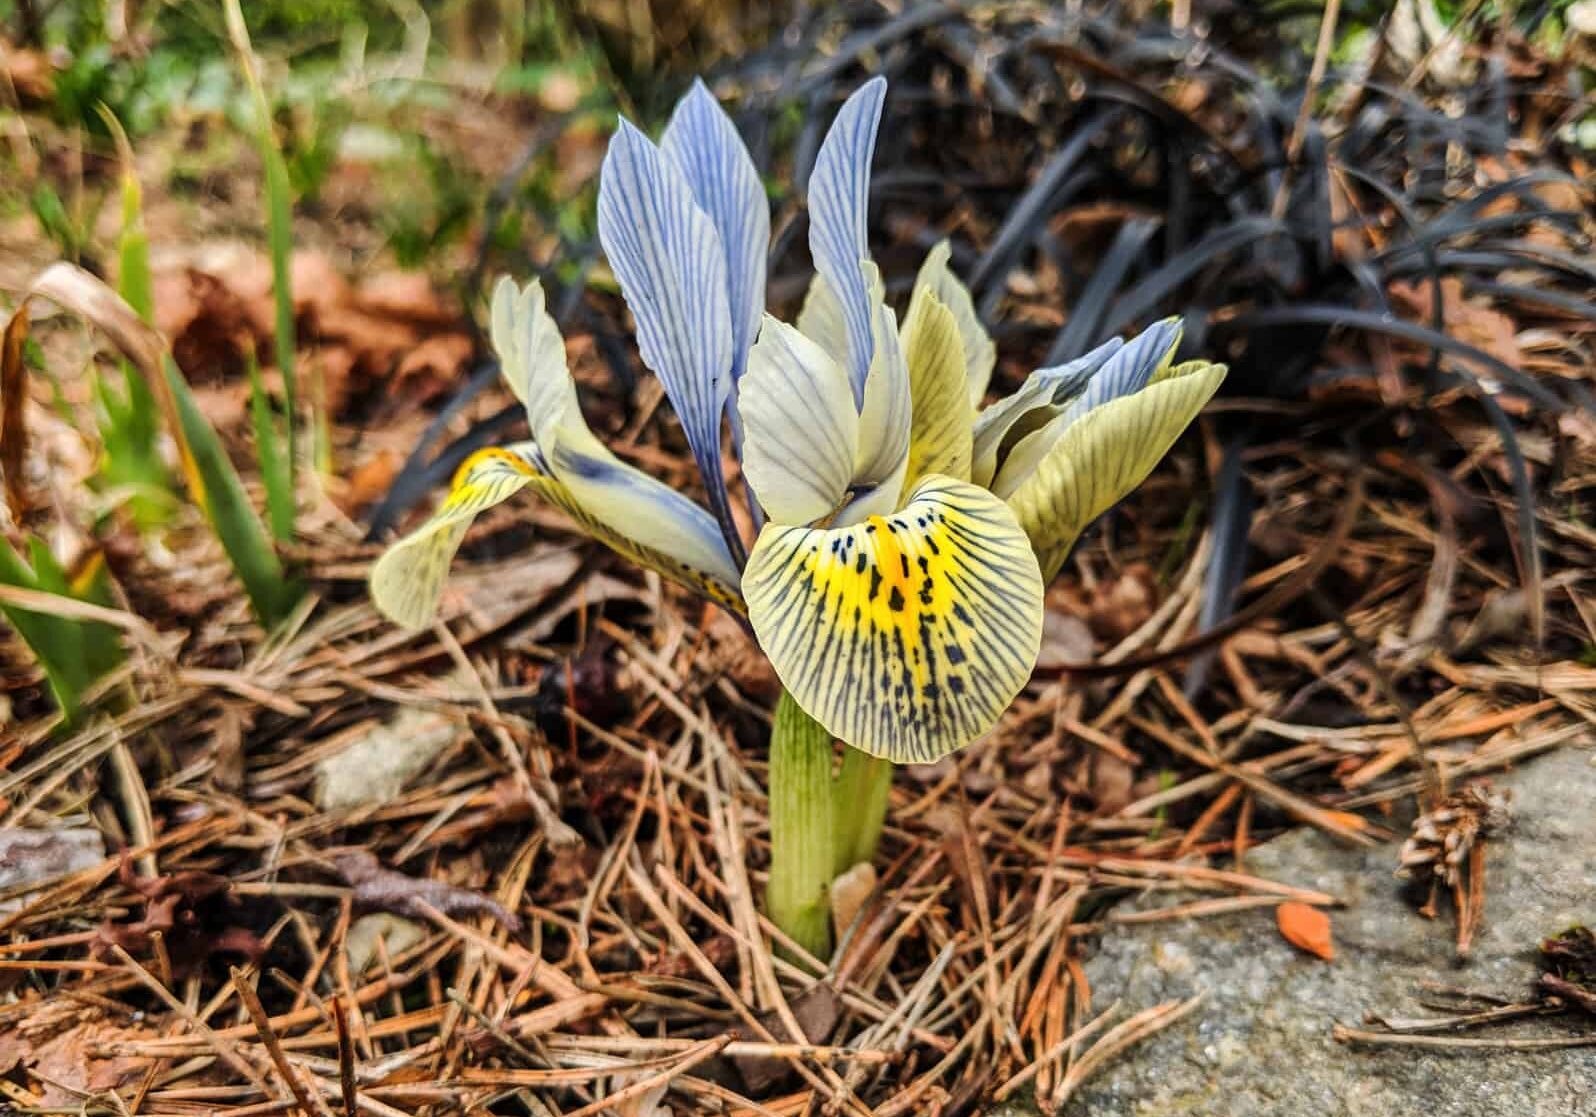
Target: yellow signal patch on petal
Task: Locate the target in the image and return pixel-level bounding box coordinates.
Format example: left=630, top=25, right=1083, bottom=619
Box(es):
left=900, top=285, right=974, bottom=490
left=1008, top=359, right=1226, bottom=581
left=744, top=475, right=1043, bottom=764
left=370, top=443, right=551, bottom=630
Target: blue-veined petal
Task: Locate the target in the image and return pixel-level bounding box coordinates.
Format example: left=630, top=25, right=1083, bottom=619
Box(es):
left=744, top=474, right=1044, bottom=763
left=661, top=79, right=769, bottom=385
left=1007, top=359, right=1227, bottom=580
left=549, top=429, right=744, bottom=608
left=597, top=119, right=738, bottom=542
left=807, top=77, right=886, bottom=405
left=913, top=241, right=996, bottom=404
left=969, top=338, right=1123, bottom=488
left=739, top=314, right=859, bottom=525
left=989, top=320, right=1184, bottom=498
left=1057, top=317, right=1182, bottom=426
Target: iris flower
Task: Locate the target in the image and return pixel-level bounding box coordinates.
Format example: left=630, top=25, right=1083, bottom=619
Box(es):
left=371, top=77, right=1223, bottom=948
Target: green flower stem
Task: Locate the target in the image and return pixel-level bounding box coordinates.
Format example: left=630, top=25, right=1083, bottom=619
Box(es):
left=834, top=749, right=893, bottom=874
left=766, top=690, right=838, bottom=958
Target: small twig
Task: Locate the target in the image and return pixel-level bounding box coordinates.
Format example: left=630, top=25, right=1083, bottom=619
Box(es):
left=1334, top=1027, right=1596, bottom=1051
left=1273, top=0, right=1343, bottom=219
left=332, top=996, right=357, bottom=1117
left=558, top=1035, right=732, bottom=1117
left=1054, top=995, right=1206, bottom=1108
left=232, top=967, right=334, bottom=1117
left=992, top=1000, right=1121, bottom=1102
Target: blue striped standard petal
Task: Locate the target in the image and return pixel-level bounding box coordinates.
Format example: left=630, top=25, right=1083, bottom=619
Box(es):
left=744, top=474, right=1044, bottom=763
left=807, top=76, right=886, bottom=406
left=1057, top=317, right=1183, bottom=426
left=598, top=119, right=740, bottom=550
left=661, top=79, right=770, bottom=388
left=989, top=319, right=1184, bottom=498
left=970, top=338, right=1123, bottom=488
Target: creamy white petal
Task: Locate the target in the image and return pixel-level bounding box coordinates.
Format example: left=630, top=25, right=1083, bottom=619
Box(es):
left=739, top=314, right=859, bottom=525
left=846, top=296, right=911, bottom=519
left=795, top=271, right=849, bottom=369
left=491, top=276, right=577, bottom=450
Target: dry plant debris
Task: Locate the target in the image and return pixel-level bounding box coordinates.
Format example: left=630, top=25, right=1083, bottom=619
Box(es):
left=1, top=2, right=1594, bottom=1114
left=1397, top=781, right=1513, bottom=956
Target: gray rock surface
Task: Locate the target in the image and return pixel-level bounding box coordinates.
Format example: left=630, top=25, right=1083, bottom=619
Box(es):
left=1063, top=744, right=1596, bottom=1117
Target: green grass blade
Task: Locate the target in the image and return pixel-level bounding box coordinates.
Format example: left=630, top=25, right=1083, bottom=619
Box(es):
left=17, top=262, right=302, bottom=629
left=96, top=105, right=172, bottom=529
left=224, top=0, right=298, bottom=512
left=247, top=353, right=295, bottom=541
left=168, top=355, right=300, bottom=626
left=0, top=538, right=124, bottom=723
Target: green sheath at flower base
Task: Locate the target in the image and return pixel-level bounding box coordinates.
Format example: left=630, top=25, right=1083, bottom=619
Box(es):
left=766, top=690, right=837, bottom=959
left=368, top=76, right=1225, bottom=958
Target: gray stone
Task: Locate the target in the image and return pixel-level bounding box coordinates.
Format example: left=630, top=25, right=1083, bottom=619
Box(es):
left=0, top=828, right=103, bottom=910
left=1065, top=744, right=1596, bottom=1117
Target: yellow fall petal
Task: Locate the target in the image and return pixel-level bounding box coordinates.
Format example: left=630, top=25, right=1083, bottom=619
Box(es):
left=900, top=285, right=974, bottom=490
left=744, top=474, right=1043, bottom=763
left=1007, top=360, right=1226, bottom=580
left=547, top=433, right=746, bottom=612
left=913, top=240, right=996, bottom=403
left=370, top=443, right=551, bottom=630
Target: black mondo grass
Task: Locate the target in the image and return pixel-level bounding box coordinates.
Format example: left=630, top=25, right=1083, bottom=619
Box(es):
left=375, top=1, right=1588, bottom=671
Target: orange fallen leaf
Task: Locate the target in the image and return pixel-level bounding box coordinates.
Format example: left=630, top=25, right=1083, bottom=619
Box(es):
left=1277, top=902, right=1334, bottom=961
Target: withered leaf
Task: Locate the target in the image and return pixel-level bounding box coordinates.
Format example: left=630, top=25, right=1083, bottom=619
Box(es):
left=333, top=850, right=519, bottom=932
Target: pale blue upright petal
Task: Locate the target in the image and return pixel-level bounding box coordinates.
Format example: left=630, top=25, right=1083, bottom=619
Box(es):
left=970, top=337, right=1123, bottom=487
left=806, top=76, right=886, bottom=407
left=989, top=321, right=1188, bottom=499
left=661, top=79, right=770, bottom=386
left=1058, top=318, right=1183, bottom=425
left=598, top=119, right=741, bottom=555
